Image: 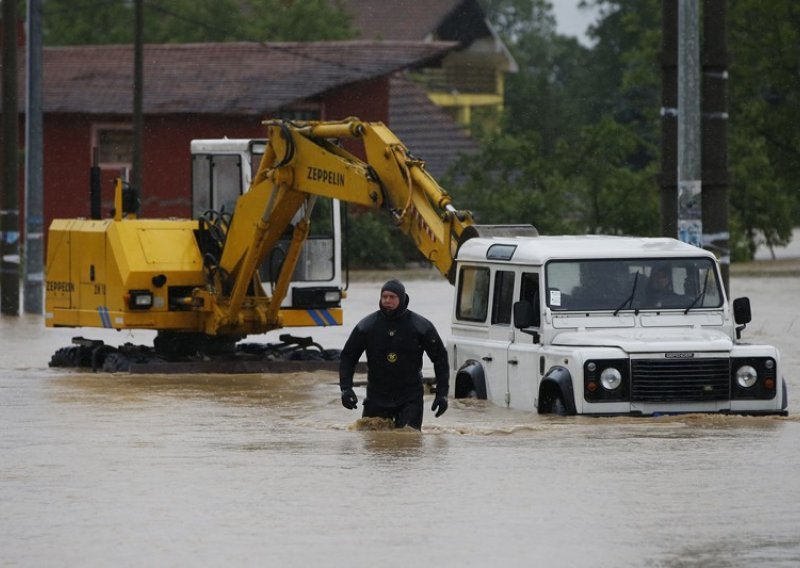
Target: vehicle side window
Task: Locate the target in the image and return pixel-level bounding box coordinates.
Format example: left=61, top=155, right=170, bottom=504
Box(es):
left=491, top=270, right=515, bottom=325
left=520, top=272, right=539, bottom=305
left=520, top=271, right=541, bottom=327
left=456, top=266, right=490, bottom=322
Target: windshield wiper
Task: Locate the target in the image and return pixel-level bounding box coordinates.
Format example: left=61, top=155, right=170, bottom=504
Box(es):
left=614, top=271, right=641, bottom=316
left=683, top=269, right=710, bottom=314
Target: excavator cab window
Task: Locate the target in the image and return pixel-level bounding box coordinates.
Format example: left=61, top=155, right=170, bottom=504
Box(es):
left=191, top=153, right=242, bottom=218
left=259, top=198, right=337, bottom=284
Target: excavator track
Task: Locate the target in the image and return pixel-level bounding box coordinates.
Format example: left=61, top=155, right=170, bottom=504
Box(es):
left=48, top=335, right=363, bottom=374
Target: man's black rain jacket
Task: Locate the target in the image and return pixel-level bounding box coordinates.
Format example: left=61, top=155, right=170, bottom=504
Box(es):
left=339, top=294, right=449, bottom=406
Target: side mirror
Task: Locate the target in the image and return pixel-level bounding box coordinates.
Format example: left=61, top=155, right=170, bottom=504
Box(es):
left=733, top=297, right=752, bottom=325
left=732, top=297, right=752, bottom=340
left=513, top=300, right=541, bottom=343
left=513, top=300, right=534, bottom=329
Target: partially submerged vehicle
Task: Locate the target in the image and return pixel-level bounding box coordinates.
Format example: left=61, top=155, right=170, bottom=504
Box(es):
left=449, top=235, right=788, bottom=416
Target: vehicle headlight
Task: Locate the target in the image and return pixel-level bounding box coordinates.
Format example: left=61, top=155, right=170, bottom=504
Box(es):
left=600, top=367, right=622, bottom=390
left=736, top=365, right=758, bottom=388
left=128, top=289, right=153, bottom=310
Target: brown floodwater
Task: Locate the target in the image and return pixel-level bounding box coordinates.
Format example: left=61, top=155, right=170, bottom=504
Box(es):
left=1, top=275, right=799, bottom=567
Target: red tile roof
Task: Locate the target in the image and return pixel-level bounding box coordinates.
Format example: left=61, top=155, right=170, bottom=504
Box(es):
left=341, top=0, right=465, bottom=41
left=34, top=41, right=456, bottom=115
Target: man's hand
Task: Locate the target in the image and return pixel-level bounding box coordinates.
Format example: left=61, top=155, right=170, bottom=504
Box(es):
left=431, top=395, right=448, bottom=417
left=341, top=388, right=358, bottom=410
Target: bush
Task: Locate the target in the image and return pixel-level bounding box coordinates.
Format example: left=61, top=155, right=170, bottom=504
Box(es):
left=344, top=209, right=407, bottom=268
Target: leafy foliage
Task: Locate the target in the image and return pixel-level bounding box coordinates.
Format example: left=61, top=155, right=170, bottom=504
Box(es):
left=729, top=135, right=795, bottom=260
left=728, top=0, right=800, bottom=257
left=452, top=0, right=659, bottom=239
left=553, top=118, right=659, bottom=235
left=462, top=0, right=797, bottom=259
left=42, top=0, right=355, bottom=45
left=344, top=209, right=407, bottom=269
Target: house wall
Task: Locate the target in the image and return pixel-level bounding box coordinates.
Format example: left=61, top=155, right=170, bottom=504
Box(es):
left=323, top=77, right=390, bottom=161
left=42, top=113, right=262, bottom=222
left=138, top=114, right=261, bottom=218
left=324, top=77, right=389, bottom=123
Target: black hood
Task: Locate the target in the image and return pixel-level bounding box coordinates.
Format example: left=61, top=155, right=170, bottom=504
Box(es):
left=379, top=279, right=409, bottom=318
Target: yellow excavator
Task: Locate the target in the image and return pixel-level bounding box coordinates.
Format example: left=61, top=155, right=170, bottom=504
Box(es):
left=46, top=117, right=529, bottom=372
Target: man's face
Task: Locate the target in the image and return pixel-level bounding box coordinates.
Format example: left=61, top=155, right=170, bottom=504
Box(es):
left=652, top=270, right=669, bottom=289
left=380, top=290, right=400, bottom=311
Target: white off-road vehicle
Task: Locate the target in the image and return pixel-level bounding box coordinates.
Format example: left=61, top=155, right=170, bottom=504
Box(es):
left=448, top=235, right=788, bottom=416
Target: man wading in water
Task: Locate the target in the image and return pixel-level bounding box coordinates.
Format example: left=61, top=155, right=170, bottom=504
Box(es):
left=339, top=279, right=449, bottom=430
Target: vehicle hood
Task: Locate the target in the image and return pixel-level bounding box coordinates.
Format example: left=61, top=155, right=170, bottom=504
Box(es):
left=552, top=328, right=733, bottom=353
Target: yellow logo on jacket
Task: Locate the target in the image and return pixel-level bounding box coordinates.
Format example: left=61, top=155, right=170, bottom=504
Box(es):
left=387, top=352, right=398, bottom=363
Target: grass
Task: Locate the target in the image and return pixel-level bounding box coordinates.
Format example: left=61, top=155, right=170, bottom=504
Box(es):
left=729, top=258, right=800, bottom=277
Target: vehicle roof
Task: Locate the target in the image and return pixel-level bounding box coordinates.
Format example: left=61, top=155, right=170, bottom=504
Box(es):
left=190, top=139, right=261, bottom=153
left=456, top=235, right=716, bottom=265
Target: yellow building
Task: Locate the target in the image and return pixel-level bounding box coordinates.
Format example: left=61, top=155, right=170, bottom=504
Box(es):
left=343, top=0, right=517, bottom=129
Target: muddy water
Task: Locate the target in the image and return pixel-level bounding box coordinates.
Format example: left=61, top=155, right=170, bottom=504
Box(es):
left=2, top=276, right=800, bottom=567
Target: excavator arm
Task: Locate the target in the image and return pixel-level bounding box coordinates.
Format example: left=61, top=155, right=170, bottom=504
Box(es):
left=206, top=118, right=476, bottom=335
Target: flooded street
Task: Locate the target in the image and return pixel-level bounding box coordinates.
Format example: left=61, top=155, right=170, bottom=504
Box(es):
left=2, top=275, right=800, bottom=567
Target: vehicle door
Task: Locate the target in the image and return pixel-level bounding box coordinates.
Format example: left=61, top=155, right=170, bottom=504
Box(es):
left=507, top=271, right=544, bottom=410
left=451, top=265, right=497, bottom=402
left=485, top=269, right=515, bottom=407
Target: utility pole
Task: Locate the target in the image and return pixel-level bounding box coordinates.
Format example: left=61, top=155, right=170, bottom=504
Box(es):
left=660, top=0, right=678, bottom=238
left=133, top=0, right=144, bottom=211
left=661, top=0, right=730, bottom=291
left=677, top=0, right=702, bottom=248
left=1, top=0, right=20, bottom=315
left=25, top=0, right=44, bottom=313
left=702, top=0, right=730, bottom=290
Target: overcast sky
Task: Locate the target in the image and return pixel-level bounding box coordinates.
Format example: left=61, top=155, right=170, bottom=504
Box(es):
left=551, top=0, right=599, bottom=45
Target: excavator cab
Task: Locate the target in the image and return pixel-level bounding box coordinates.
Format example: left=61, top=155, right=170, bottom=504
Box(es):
left=190, top=139, right=344, bottom=323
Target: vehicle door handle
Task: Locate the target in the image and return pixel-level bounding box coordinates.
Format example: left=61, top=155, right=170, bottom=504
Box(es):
left=508, top=359, right=518, bottom=365
left=482, top=356, right=493, bottom=362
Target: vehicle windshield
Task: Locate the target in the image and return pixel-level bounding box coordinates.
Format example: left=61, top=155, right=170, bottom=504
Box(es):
left=545, top=258, right=723, bottom=312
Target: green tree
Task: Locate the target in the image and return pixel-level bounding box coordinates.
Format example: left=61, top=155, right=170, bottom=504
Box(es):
left=581, top=0, right=661, bottom=166
left=482, top=0, right=595, bottom=151
left=444, top=132, right=577, bottom=234
left=729, top=135, right=795, bottom=260
left=42, top=0, right=355, bottom=46
left=344, top=209, right=407, bottom=269
left=729, top=0, right=800, bottom=255
left=477, top=0, right=798, bottom=256
left=553, top=117, right=659, bottom=235
left=459, top=0, right=658, bottom=237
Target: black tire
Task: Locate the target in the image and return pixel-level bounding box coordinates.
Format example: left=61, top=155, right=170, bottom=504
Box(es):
left=49, top=346, right=80, bottom=368
left=322, top=348, right=342, bottom=361
left=550, top=395, right=567, bottom=416
left=454, top=374, right=477, bottom=399
left=288, top=349, right=324, bottom=361
left=101, top=352, right=131, bottom=373
left=539, top=389, right=568, bottom=416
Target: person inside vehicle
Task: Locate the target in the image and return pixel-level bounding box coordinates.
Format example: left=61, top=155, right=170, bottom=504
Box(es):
left=339, top=279, right=449, bottom=430
left=646, top=265, right=680, bottom=307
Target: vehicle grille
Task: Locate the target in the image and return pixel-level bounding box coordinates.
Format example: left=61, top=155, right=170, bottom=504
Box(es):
left=631, top=358, right=730, bottom=402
